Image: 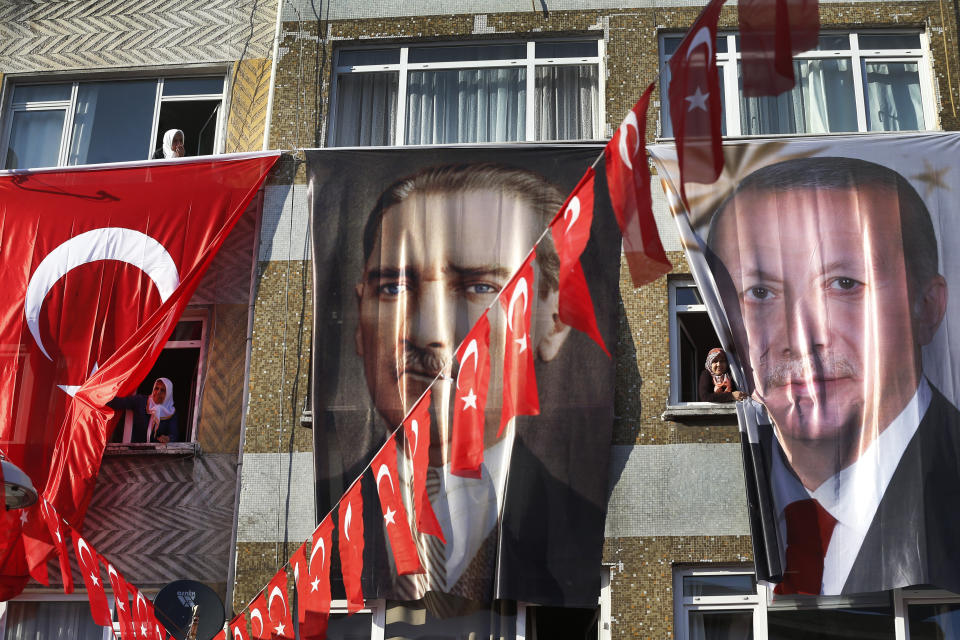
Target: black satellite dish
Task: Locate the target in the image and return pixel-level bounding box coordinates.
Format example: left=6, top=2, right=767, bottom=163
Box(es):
left=153, top=580, right=225, bottom=640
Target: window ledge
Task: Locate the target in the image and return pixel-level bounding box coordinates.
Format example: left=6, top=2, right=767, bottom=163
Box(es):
left=662, top=403, right=738, bottom=421
left=104, top=442, right=199, bottom=456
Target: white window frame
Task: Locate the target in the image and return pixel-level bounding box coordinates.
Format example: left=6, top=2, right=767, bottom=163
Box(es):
left=658, top=30, right=937, bottom=138
left=0, top=73, right=227, bottom=169
left=329, top=39, right=606, bottom=146
left=517, top=565, right=613, bottom=639
left=0, top=591, right=131, bottom=640
left=330, top=598, right=385, bottom=639
left=668, top=276, right=723, bottom=408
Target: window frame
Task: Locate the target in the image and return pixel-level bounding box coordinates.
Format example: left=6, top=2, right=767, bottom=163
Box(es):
left=329, top=38, right=606, bottom=146
left=517, top=565, right=613, bottom=639
left=0, top=70, right=228, bottom=170
left=0, top=591, right=131, bottom=640
left=658, top=29, right=937, bottom=138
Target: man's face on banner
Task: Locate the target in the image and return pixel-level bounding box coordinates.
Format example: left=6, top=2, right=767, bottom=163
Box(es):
left=712, top=184, right=945, bottom=474
left=355, top=187, right=566, bottom=437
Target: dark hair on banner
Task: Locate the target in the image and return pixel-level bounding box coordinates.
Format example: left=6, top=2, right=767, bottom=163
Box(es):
left=362, top=163, right=564, bottom=297
left=707, top=156, right=940, bottom=294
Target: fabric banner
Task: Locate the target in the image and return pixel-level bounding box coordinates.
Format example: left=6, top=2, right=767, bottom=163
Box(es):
left=307, top=146, right=620, bottom=609
left=0, top=153, right=278, bottom=597
left=650, top=132, right=960, bottom=595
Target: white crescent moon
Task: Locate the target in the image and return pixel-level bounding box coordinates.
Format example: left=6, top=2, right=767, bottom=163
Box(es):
left=309, top=537, right=326, bottom=573
left=617, top=111, right=640, bottom=171
left=107, top=564, right=118, bottom=581
left=268, top=585, right=288, bottom=615
left=376, top=464, right=395, bottom=495
left=232, top=626, right=246, bottom=640
left=77, top=537, right=94, bottom=567
left=344, top=503, right=353, bottom=542
left=685, top=26, right=714, bottom=61
left=564, top=196, right=581, bottom=235
left=456, top=340, right=479, bottom=390
left=506, top=278, right=529, bottom=334
left=250, top=608, right=264, bottom=635
left=136, top=591, right=147, bottom=617
left=409, top=419, right=419, bottom=456
left=24, top=227, right=179, bottom=360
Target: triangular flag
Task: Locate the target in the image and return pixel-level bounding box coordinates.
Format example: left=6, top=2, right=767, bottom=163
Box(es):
left=402, top=391, right=445, bottom=542
left=338, top=480, right=365, bottom=614
left=499, top=252, right=540, bottom=436
left=451, top=311, right=491, bottom=477
left=70, top=530, right=112, bottom=625
left=372, top=437, right=423, bottom=575
left=266, top=568, right=294, bottom=639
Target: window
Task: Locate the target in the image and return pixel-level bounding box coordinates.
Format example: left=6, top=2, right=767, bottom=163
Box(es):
left=668, top=277, right=724, bottom=406
left=108, top=312, right=207, bottom=447
left=521, top=567, right=613, bottom=640
left=0, top=594, right=117, bottom=640
left=331, top=40, right=604, bottom=146
left=2, top=75, right=225, bottom=169
left=659, top=31, right=935, bottom=137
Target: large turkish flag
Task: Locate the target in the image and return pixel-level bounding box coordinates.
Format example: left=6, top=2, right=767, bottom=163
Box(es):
left=0, top=152, right=278, bottom=597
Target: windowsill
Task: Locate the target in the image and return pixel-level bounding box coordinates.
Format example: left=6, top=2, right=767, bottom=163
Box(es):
left=662, top=403, right=738, bottom=421
left=104, top=442, right=199, bottom=456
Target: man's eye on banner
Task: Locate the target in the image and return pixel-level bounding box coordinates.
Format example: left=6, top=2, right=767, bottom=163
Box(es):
left=649, top=134, right=960, bottom=597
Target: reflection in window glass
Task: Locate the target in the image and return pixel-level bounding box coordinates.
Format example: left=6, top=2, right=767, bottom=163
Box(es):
left=384, top=600, right=517, bottom=639
left=767, top=606, right=895, bottom=640
left=5, top=109, right=65, bottom=169
left=535, top=40, right=599, bottom=58
left=676, top=287, right=704, bottom=306
left=12, top=84, right=71, bottom=103
left=865, top=62, right=924, bottom=131
left=908, top=602, right=960, bottom=640
left=162, top=76, right=224, bottom=96
left=683, top=574, right=757, bottom=597
left=408, top=43, right=526, bottom=63
left=326, top=612, right=372, bottom=639
left=689, top=611, right=753, bottom=640
left=338, top=48, right=401, bottom=67
left=68, top=80, right=155, bottom=165
left=859, top=33, right=922, bottom=50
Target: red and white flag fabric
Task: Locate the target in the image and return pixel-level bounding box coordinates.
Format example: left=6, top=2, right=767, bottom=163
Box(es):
left=372, top=437, right=423, bottom=575
left=21, top=503, right=53, bottom=586
left=339, top=480, right=365, bottom=613
left=39, top=500, right=72, bottom=593
left=499, top=252, right=539, bottom=436
left=266, top=568, right=295, bottom=640
left=549, top=169, right=610, bottom=357
left=292, top=516, right=333, bottom=640
left=250, top=591, right=270, bottom=640
left=451, top=311, right=491, bottom=477
left=230, top=613, right=250, bottom=640
left=402, top=390, right=445, bottom=542
left=740, top=0, right=819, bottom=96
left=0, top=153, right=278, bottom=597
left=71, top=530, right=112, bottom=626
left=667, top=0, right=725, bottom=196
left=604, top=84, right=673, bottom=287
left=106, top=562, right=135, bottom=640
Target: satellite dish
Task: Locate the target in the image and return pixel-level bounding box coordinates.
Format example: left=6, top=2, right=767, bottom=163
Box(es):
left=153, top=580, right=225, bottom=640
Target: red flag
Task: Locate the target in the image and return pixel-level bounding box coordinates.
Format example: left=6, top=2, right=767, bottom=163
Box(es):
left=604, top=84, right=672, bottom=287
left=20, top=504, right=53, bottom=586
left=402, top=391, right=445, bottom=542
left=740, top=0, right=819, bottom=96
left=499, top=253, right=539, bottom=436
left=372, top=437, right=423, bottom=575
left=39, top=500, right=72, bottom=593
left=106, top=562, right=135, bottom=640
left=549, top=170, right=610, bottom=358
left=293, top=515, right=333, bottom=640
left=250, top=591, right=270, bottom=640
left=668, top=0, right=725, bottom=193
left=0, top=154, right=278, bottom=595
left=212, top=630, right=227, bottom=640
left=71, top=530, right=111, bottom=625
left=338, top=480, right=365, bottom=614
left=230, top=613, right=250, bottom=640
left=451, top=311, right=491, bottom=477
left=266, top=568, right=295, bottom=639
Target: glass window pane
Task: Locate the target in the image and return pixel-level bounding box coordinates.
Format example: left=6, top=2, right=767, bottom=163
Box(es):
left=864, top=61, right=925, bottom=131
left=409, top=43, right=526, bottom=63
left=767, top=606, right=895, bottom=640
left=4, top=601, right=106, bottom=640
left=535, top=40, right=599, bottom=58
left=859, top=33, right=921, bottom=50
left=689, top=611, right=753, bottom=640
left=405, top=67, right=525, bottom=144
left=815, top=34, right=852, bottom=50
left=5, top=109, right=65, bottom=169
left=385, top=601, right=518, bottom=638
left=68, top=80, right=156, bottom=165
left=676, top=286, right=704, bottom=306
left=908, top=602, right=960, bottom=640
left=338, top=48, right=401, bottom=66
left=162, top=77, right=224, bottom=96
left=334, top=71, right=398, bottom=146
left=12, top=83, right=71, bottom=103
left=327, top=612, right=372, bottom=639
left=169, top=321, right=203, bottom=342
left=154, top=100, right=221, bottom=157
left=683, top=574, right=756, bottom=597
left=739, top=58, right=857, bottom=134
left=535, top=64, right=599, bottom=140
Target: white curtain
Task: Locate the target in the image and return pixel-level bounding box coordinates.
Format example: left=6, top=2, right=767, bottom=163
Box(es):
left=333, top=72, right=398, bottom=146
left=405, top=68, right=525, bottom=144
left=535, top=64, right=599, bottom=140
left=4, top=602, right=106, bottom=640
left=865, top=62, right=924, bottom=131
left=5, top=109, right=65, bottom=169
left=689, top=611, right=754, bottom=640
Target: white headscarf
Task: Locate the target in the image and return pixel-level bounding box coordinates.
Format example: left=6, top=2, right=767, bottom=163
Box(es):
left=161, top=129, right=184, bottom=159
left=146, top=377, right=175, bottom=441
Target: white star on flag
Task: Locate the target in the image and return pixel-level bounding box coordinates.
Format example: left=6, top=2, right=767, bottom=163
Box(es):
left=141, top=624, right=148, bottom=637
left=275, top=623, right=286, bottom=635
left=19, top=512, right=27, bottom=525
left=685, top=86, right=710, bottom=112
left=90, top=573, right=99, bottom=586
left=461, top=388, right=477, bottom=410
left=514, top=335, right=527, bottom=353
left=311, top=577, right=320, bottom=592
left=384, top=506, right=396, bottom=526
left=118, top=600, right=125, bottom=611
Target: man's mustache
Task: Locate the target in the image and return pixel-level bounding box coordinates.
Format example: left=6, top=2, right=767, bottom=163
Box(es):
left=400, top=343, right=450, bottom=380
left=763, top=354, right=857, bottom=388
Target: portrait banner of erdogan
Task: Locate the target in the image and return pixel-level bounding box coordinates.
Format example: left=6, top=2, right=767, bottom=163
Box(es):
left=306, top=145, right=620, bottom=610
left=650, top=132, right=960, bottom=596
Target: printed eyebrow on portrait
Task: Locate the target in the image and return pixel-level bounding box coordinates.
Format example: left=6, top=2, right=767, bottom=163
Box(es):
left=446, top=264, right=515, bottom=283
left=366, top=267, right=417, bottom=284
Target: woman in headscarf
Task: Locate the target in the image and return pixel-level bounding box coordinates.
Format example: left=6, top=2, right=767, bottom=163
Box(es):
left=151, top=129, right=185, bottom=159
left=698, top=348, right=746, bottom=403
left=107, top=378, right=179, bottom=443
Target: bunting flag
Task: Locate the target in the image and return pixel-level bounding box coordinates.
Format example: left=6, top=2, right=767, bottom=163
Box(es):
left=21, top=504, right=53, bottom=586
left=71, top=530, right=112, bottom=626
left=39, top=500, right=72, bottom=593
left=291, top=528, right=331, bottom=640
left=230, top=613, right=250, bottom=640
left=402, top=390, right=445, bottom=542
left=604, top=84, right=673, bottom=287
left=499, top=253, right=540, bottom=436
left=372, top=438, right=424, bottom=575
left=451, top=311, right=491, bottom=477
left=668, top=0, right=726, bottom=197
left=550, top=169, right=610, bottom=357
left=339, top=480, right=365, bottom=613
left=212, top=630, right=227, bottom=640
left=130, top=585, right=151, bottom=640
left=266, top=568, right=295, bottom=640
left=249, top=591, right=270, bottom=640
left=107, top=562, right=135, bottom=640
left=739, top=0, right=819, bottom=96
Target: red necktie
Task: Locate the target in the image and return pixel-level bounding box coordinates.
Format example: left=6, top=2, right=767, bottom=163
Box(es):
left=774, top=499, right=838, bottom=595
